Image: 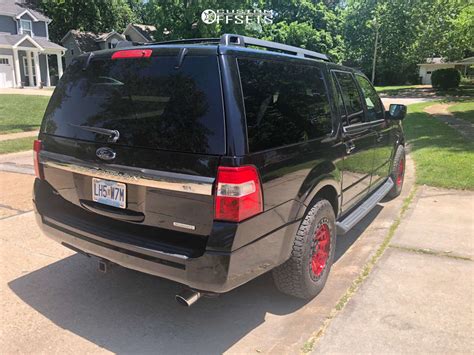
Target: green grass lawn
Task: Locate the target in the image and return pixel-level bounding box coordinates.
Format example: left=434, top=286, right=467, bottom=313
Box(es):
left=0, top=94, right=50, bottom=134
left=448, top=101, right=474, bottom=124
left=404, top=102, right=474, bottom=190
left=0, top=136, right=35, bottom=154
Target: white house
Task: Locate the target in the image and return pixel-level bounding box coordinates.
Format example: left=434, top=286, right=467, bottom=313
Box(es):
left=123, top=23, right=156, bottom=43
left=61, top=24, right=156, bottom=67
left=418, top=57, right=474, bottom=85
left=61, top=30, right=126, bottom=67
left=0, top=0, right=65, bottom=88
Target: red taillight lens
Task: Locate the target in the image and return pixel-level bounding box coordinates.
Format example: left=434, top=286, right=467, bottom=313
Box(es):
left=214, top=166, right=263, bottom=222
left=111, top=49, right=152, bottom=60
left=33, top=139, right=43, bottom=179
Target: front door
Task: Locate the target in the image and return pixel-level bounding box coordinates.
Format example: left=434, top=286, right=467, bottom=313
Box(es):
left=0, top=55, right=14, bottom=88
left=22, top=56, right=36, bottom=86
left=355, top=74, right=394, bottom=190
left=332, top=71, right=376, bottom=214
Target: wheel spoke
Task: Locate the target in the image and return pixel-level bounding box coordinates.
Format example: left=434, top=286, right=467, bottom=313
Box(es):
left=310, top=222, right=331, bottom=277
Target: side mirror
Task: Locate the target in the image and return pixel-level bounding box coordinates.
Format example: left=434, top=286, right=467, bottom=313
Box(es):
left=387, top=104, right=407, bottom=120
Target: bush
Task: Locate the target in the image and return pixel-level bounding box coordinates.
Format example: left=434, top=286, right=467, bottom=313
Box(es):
left=431, top=68, right=461, bottom=89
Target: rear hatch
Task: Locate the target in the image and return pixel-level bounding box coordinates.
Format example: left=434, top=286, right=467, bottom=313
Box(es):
left=39, top=46, right=224, bottom=240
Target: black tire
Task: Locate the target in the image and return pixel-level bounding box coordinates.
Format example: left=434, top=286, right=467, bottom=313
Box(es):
left=387, top=145, right=406, bottom=199
left=272, top=199, right=336, bottom=299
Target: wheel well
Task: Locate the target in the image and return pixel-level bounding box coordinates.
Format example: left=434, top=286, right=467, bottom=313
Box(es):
left=314, top=185, right=338, bottom=216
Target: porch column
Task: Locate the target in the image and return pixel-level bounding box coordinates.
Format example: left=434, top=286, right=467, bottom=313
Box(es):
left=33, top=51, right=41, bottom=87
left=56, top=53, right=63, bottom=79
left=12, top=48, right=21, bottom=87
left=45, top=54, right=51, bottom=87
left=26, top=51, right=34, bottom=87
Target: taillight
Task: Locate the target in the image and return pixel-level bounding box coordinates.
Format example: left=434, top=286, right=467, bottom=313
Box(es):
left=111, top=49, right=152, bottom=60
left=214, top=166, right=263, bottom=222
left=33, top=139, right=43, bottom=179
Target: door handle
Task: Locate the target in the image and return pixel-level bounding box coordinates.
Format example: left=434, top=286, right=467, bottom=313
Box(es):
left=345, top=141, right=356, bottom=154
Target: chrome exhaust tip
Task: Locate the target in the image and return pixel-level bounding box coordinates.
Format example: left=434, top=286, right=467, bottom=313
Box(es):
left=175, top=289, right=201, bottom=307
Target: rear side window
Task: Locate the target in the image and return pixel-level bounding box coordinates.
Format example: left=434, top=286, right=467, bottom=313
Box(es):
left=355, top=74, right=384, bottom=121
left=42, top=55, right=225, bottom=155
left=333, top=71, right=364, bottom=125
left=238, top=58, right=331, bottom=152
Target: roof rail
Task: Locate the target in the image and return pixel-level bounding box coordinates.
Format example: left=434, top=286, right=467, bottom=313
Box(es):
left=149, top=37, right=220, bottom=46
left=220, top=34, right=331, bottom=62
left=116, top=34, right=332, bottom=62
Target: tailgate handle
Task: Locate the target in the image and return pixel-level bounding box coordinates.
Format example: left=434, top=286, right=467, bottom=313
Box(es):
left=80, top=200, right=145, bottom=222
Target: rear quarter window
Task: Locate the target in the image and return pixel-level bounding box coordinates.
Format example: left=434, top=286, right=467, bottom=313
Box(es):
left=238, top=58, right=332, bottom=152
left=42, top=55, right=225, bottom=155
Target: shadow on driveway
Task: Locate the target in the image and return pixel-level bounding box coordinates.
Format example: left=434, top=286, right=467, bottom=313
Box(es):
left=8, top=207, right=381, bottom=354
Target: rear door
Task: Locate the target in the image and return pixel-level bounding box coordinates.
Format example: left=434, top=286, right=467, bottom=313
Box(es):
left=332, top=70, right=376, bottom=213
left=39, top=47, right=225, bottom=236
left=355, top=74, right=394, bottom=190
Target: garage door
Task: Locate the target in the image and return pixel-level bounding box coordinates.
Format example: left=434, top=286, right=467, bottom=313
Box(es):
left=0, top=55, right=14, bottom=88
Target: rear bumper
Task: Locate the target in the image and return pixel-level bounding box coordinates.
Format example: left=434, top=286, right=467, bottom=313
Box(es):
left=33, top=181, right=298, bottom=293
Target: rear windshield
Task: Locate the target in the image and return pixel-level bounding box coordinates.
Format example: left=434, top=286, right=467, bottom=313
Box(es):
left=42, top=54, right=225, bottom=154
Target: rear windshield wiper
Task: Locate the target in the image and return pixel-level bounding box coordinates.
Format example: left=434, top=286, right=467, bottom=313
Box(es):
left=69, top=124, right=120, bottom=143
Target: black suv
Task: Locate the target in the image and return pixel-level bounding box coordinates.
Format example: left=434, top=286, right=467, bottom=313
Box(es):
left=33, top=34, right=406, bottom=306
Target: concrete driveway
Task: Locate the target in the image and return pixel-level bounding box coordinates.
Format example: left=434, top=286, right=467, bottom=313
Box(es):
left=0, top=156, right=416, bottom=353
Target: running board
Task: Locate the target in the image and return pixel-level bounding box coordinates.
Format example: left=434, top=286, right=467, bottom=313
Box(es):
left=336, top=178, right=394, bottom=235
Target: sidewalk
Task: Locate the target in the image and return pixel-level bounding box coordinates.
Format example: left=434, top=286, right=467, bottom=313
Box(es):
left=0, top=131, right=38, bottom=141
left=0, top=150, right=34, bottom=175
left=312, top=185, right=473, bottom=353
left=0, top=88, right=53, bottom=96
left=424, top=103, right=474, bottom=141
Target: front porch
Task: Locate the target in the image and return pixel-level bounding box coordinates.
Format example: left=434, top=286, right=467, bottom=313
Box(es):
left=12, top=48, right=63, bottom=88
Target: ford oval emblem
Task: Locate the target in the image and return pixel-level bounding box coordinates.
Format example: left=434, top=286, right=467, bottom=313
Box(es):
left=96, top=147, right=116, bottom=161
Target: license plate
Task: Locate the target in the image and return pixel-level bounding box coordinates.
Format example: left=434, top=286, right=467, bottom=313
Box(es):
left=92, top=178, right=126, bottom=209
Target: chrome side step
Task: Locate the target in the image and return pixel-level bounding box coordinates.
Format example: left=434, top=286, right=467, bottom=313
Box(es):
left=336, top=178, right=394, bottom=235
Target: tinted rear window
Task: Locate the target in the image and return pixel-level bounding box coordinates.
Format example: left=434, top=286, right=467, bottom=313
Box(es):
left=42, top=55, right=225, bottom=154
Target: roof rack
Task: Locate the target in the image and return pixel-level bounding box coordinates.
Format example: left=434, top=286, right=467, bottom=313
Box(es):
left=117, top=34, right=331, bottom=62
left=219, top=34, right=331, bottom=62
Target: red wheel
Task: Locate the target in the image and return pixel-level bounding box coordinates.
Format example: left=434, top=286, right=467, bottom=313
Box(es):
left=396, top=156, right=405, bottom=187
left=310, top=220, right=331, bottom=279
left=273, top=199, right=336, bottom=299
left=388, top=145, right=405, bottom=199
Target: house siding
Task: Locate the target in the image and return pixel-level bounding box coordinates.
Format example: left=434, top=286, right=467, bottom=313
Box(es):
left=0, top=48, right=13, bottom=56
left=32, top=21, right=47, bottom=38
left=16, top=39, right=36, bottom=48
left=0, top=14, right=17, bottom=34
left=62, top=35, right=81, bottom=67
left=98, top=33, right=124, bottom=50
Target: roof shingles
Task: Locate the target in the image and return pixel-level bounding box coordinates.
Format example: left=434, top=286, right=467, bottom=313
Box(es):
left=0, top=0, right=50, bottom=22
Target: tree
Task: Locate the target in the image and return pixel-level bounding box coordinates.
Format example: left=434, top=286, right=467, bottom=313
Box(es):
left=142, top=0, right=344, bottom=61
left=40, top=0, right=137, bottom=42
left=343, top=0, right=473, bottom=85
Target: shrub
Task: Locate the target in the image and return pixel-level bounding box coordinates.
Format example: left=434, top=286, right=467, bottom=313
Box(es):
left=431, top=68, right=461, bottom=89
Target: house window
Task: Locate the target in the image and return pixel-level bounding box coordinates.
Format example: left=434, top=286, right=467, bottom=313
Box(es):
left=20, top=19, right=33, bottom=36
left=22, top=56, right=36, bottom=77
left=0, top=58, right=9, bottom=65
left=109, top=38, right=119, bottom=49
